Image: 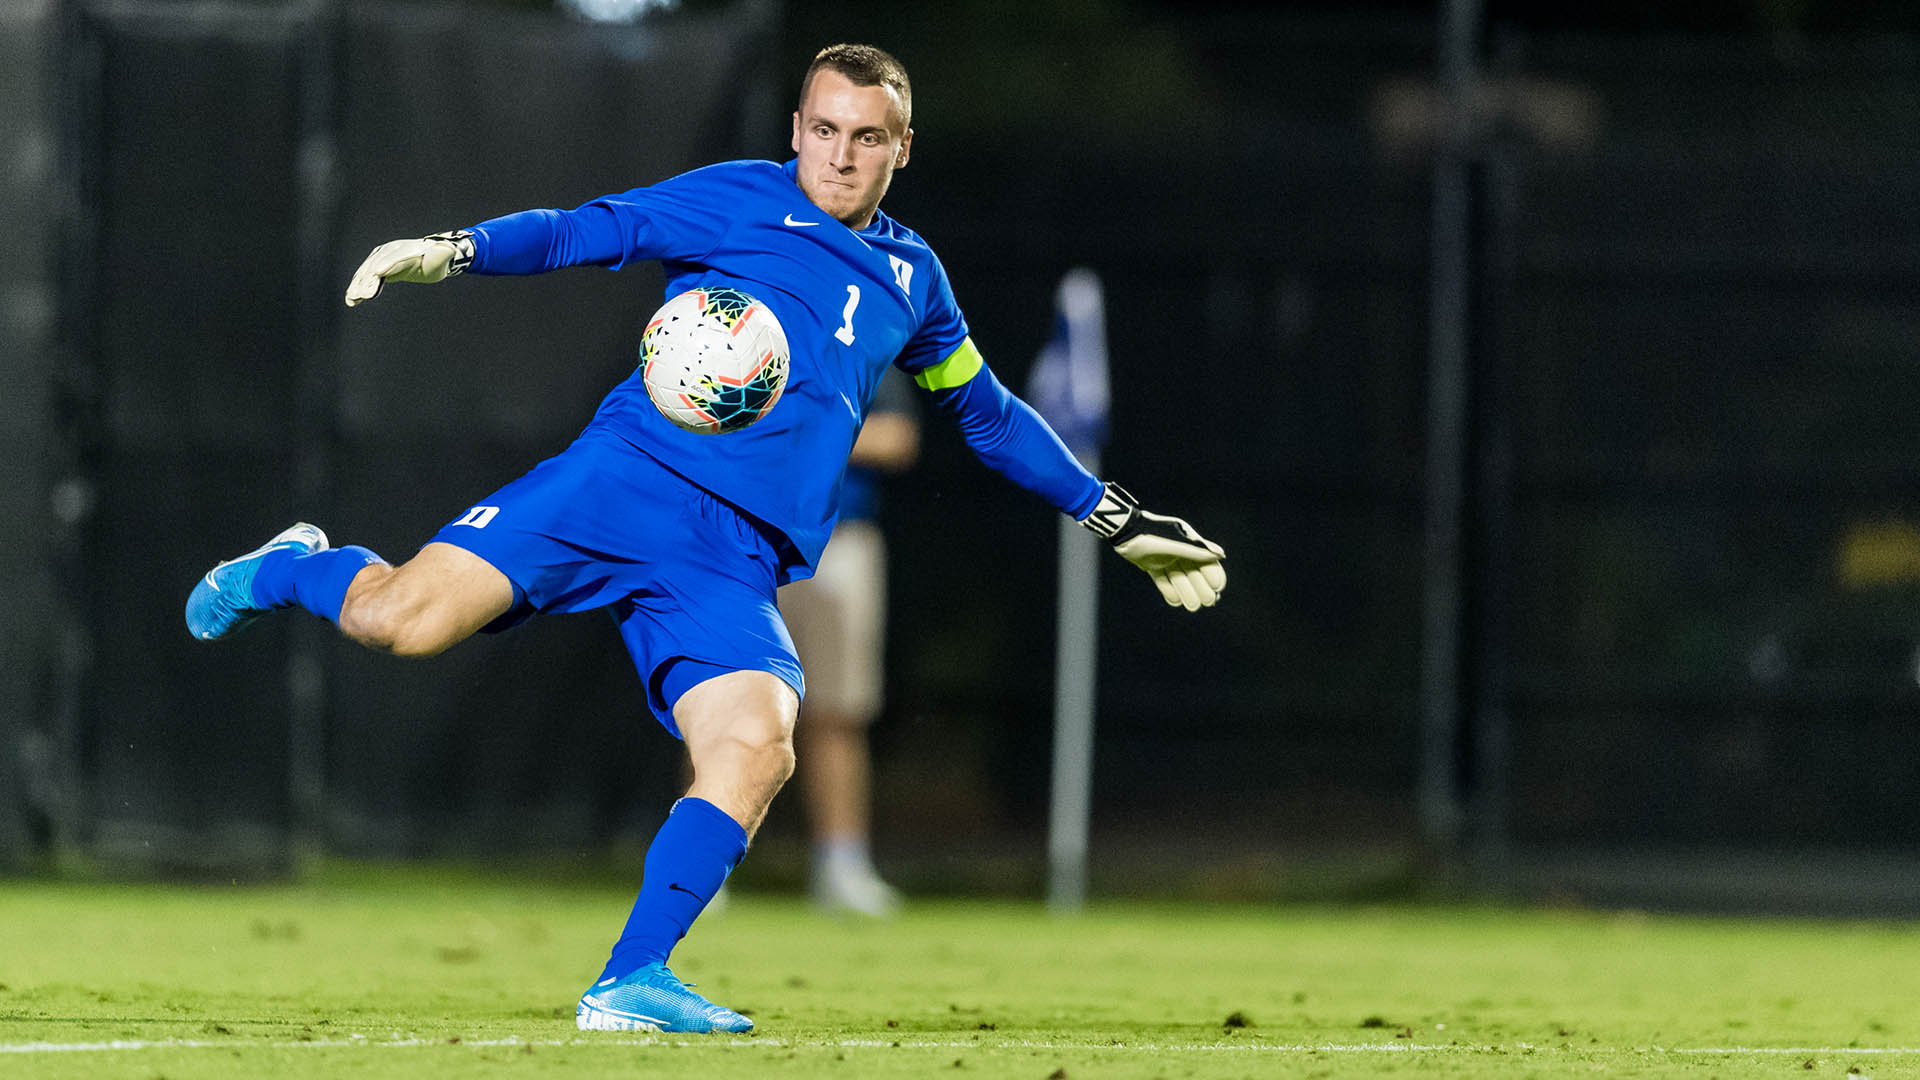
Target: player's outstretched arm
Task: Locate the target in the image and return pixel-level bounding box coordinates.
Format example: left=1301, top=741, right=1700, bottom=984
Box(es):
left=914, top=341, right=1227, bottom=611
left=1080, top=482, right=1226, bottom=611
left=343, top=230, right=475, bottom=306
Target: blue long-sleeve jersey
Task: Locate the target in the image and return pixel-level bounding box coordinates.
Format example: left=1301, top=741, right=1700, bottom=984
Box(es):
left=466, top=158, right=1101, bottom=578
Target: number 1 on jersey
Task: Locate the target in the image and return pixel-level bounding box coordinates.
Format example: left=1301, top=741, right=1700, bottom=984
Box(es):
left=835, top=284, right=861, bottom=345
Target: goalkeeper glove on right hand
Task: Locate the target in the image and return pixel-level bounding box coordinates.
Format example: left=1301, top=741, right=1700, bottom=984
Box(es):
left=1081, top=482, right=1227, bottom=611
left=343, top=230, right=475, bottom=307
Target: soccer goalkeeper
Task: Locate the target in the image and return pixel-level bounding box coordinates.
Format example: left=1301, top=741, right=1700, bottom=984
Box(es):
left=185, top=43, right=1225, bottom=1034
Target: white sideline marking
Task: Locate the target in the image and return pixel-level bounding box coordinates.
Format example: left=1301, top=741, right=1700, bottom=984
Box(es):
left=5, top=1036, right=1920, bottom=1056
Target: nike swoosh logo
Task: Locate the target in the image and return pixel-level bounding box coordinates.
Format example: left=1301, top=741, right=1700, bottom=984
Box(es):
left=582, top=1002, right=670, bottom=1027
left=783, top=213, right=820, bottom=227
left=668, top=882, right=711, bottom=903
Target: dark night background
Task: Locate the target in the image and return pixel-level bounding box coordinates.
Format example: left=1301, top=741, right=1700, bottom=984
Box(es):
left=4, top=0, right=1920, bottom=911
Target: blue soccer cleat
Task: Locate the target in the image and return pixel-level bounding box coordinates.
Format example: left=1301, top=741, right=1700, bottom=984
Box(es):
left=576, top=962, right=753, bottom=1033
left=184, top=523, right=329, bottom=641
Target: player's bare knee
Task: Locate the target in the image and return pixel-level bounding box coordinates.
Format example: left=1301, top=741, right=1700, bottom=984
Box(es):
left=335, top=595, right=388, bottom=651
left=699, top=712, right=794, bottom=788
left=385, top=624, right=456, bottom=659
left=338, top=591, right=445, bottom=658
left=764, top=729, right=797, bottom=786
left=737, top=715, right=797, bottom=783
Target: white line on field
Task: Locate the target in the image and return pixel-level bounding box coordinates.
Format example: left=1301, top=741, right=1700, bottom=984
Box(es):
left=4, top=1036, right=1920, bottom=1056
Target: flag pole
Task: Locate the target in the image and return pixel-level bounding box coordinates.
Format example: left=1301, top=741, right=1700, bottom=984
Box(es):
left=1047, top=450, right=1101, bottom=912
left=1031, top=269, right=1110, bottom=914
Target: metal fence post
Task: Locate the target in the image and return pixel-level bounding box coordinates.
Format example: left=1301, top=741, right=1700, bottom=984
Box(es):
left=1418, top=0, right=1484, bottom=867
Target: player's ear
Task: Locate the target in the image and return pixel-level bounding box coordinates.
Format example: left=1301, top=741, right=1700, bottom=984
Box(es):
left=791, top=111, right=802, bottom=155
left=895, top=129, right=912, bottom=169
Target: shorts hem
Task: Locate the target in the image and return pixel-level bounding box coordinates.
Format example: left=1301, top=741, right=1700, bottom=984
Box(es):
left=647, top=655, right=806, bottom=739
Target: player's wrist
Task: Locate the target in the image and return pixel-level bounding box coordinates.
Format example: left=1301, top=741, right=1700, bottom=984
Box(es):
left=424, top=230, right=476, bottom=276
left=1079, top=481, right=1140, bottom=544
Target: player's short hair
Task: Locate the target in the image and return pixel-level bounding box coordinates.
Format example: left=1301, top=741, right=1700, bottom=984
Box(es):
left=800, top=43, right=912, bottom=132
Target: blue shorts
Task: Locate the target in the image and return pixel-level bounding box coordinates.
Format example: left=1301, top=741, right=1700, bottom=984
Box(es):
left=426, top=426, right=804, bottom=736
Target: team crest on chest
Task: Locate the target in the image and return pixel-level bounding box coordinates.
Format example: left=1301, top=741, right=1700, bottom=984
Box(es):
left=887, top=254, right=913, bottom=295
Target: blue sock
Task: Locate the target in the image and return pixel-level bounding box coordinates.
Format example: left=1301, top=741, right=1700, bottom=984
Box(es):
left=600, top=797, right=748, bottom=980
left=250, top=545, right=387, bottom=623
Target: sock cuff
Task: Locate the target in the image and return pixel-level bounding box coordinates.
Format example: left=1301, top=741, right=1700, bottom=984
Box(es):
left=336, top=544, right=388, bottom=569
left=297, top=544, right=387, bottom=624
left=671, top=796, right=749, bottom=853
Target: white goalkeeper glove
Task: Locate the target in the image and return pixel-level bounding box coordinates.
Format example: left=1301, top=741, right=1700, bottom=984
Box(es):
left=1080, top=482, right=1227, bottom=611
left=343, top=230, right=475, bottom=306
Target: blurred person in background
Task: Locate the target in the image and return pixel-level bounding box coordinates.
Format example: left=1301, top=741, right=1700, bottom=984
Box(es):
left=185, top=43, right=1224, bottom=1035
left=781, top=369, right=918, bottom=918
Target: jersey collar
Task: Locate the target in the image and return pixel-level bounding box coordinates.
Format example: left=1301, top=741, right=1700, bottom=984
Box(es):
left=781, top=158, right=890, bottom=236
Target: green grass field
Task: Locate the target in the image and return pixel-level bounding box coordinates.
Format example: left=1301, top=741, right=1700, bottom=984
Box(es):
left=3, top=863, right=1918, bottom=1079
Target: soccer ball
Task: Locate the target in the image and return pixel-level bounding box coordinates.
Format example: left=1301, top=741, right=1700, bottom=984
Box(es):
left=640, top=286, right=790, bottom=435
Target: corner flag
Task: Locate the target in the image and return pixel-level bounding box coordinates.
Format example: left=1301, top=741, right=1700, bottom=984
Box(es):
left=1027, top=268, right=1110, bottom=462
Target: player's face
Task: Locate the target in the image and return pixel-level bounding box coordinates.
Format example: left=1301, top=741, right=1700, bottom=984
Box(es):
left=791, top=69, right=912, bottom=230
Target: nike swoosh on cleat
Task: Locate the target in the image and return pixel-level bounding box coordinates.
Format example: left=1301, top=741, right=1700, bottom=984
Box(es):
left=596, top=977, right=616, bottom=987
left=783, top=213, right=820, bottom=227
left=583, top=1005, right=670, bottom=1027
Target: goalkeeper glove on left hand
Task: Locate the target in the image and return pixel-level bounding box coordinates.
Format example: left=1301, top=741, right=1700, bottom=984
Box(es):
left=343, top=230, right=475, bottom=307
left=1081, top=482, right=1227, bottom=611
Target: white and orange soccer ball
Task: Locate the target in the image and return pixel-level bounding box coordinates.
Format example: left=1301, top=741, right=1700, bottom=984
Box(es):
left=640, top=286, right=790, bottom=434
